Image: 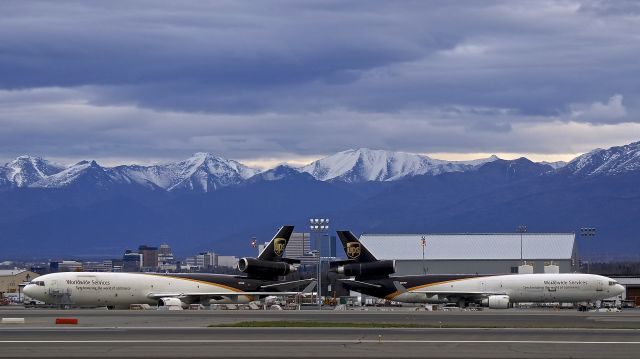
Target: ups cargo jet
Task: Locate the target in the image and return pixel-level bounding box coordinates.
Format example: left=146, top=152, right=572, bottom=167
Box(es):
left=24, top=226, right=315, bottom=309
left=333, top=231, right=624, bottom=308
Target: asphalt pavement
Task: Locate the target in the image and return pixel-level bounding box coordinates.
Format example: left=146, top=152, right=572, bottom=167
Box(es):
left=1, top=308, right=639, bottom=358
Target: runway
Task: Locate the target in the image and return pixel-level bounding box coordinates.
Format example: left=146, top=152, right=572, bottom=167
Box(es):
left=1, top=327, right=639, bottom=358
left=1, top=308, right=640, bottom=358
left=2, top=307, right=640, bottom=329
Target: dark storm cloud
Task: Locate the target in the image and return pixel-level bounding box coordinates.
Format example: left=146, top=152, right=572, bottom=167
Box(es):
left=0, top=0, right=639, bottom=163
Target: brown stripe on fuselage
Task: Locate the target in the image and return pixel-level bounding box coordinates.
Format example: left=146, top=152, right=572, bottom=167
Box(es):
left=143, top=273, right=256, bottom=301
left=384, top=274, right=495, bottom=301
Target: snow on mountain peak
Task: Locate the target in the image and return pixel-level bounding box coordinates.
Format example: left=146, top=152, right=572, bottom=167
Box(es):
left=112, top=152, right=261, bottom=192
left=299, top=148, right=496, bottom=182
left=3, top=143, right=637, bottom=190
left=564, top=141, right=640, bottom=176
left=3, top=155, right=65, bottom=187
left=30, top=160, right=110, bottom=188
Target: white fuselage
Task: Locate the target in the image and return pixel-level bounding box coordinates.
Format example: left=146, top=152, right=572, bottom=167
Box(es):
left=23, top=272, right=253, bottom=308
left=390, top=273, right=625, bottom=304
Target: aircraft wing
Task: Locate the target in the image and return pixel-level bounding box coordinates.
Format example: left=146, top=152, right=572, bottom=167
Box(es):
left=148, top=280, right=317, bottom=300
left=398, top=281, right=504, bottom=298
left=410, top=290, right=504, bottom=295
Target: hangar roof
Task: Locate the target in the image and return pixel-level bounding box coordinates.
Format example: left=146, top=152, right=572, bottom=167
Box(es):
left=359, top=233, right=575, bottom=260
left=0, top=269, right=27, bottom=277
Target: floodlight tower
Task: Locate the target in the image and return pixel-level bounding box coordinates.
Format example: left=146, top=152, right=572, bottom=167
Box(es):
left=516, top=225, right=528, bottom=265
left=309, top=218, right=329, bottom=309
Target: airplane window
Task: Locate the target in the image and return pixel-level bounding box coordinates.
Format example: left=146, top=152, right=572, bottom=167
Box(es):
left=609, top=281, right=618, bottom=286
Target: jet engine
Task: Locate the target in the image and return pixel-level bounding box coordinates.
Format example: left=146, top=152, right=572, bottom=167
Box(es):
left=336, top=260, right=395, bottom=277
left=158, top=297, right=186, bottom=310
left=481, top=295, right=510, bottom=309
left=238, top=258, right=296, bottom=277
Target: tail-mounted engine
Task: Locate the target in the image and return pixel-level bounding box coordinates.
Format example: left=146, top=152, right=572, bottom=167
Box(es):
left=238, top=258, right=296, bottom=277
left=336, top=260, right=395, bottom=277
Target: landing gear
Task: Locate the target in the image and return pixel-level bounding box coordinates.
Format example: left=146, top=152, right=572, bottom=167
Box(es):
left=457, top=298, right=467, bottom=308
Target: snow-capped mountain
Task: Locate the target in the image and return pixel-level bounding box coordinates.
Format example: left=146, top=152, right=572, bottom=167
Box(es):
left=31, top=160, right=115, bottom=189
left=113, top=152, right=260, bottom=192
left=1, top=155, right=65, bottom=187
left=247, top=164, right=313, bottom=182
left=562, top=141, right=640, bottom=176
left=299, top=148, right=498, bottom=182
left=2, top=142, right=639, bottom=192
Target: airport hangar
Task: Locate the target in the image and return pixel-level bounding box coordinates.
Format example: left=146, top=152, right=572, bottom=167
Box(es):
left=358, top=233, right=578, bottom=275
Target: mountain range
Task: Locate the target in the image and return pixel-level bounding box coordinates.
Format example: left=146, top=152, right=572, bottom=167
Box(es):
left=0, top=149, right=503, bottom=191
left=1, top=142, right=639, bottom=259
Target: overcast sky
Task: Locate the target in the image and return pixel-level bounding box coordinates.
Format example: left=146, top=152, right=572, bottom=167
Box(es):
left=1, top=0, right=639, bottom=167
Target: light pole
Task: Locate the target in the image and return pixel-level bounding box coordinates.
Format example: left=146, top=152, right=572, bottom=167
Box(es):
left=420, top=236, right=427, bottom=275
left=580, top=228, right=596, bottom=273
left=309, top=218, right=329, bottom=309
left=516, top=225, right=527, bottom=265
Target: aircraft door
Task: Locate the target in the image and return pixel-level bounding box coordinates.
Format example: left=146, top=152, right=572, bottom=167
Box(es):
left=596, top=280, right=604, bottom=292
left=50, top=280, right=59, bottom=293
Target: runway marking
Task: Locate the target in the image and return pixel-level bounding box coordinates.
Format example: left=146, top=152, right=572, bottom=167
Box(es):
left=2, top=340, right=640, bottom=344
left=2, top=327, right=640, bottom=331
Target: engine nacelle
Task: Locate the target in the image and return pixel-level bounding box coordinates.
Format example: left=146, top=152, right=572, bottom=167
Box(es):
left=481, top=295, right=510, bottom=309
left=159, top=297, right=186, bottom=310
left=337, top=260, right=395, bottom=277
left=238, top=258, right=296, bottom=277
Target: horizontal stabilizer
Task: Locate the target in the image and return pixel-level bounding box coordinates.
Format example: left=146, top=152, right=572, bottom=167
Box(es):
left=337, top=278, right=382, bottom=289
left=260, top=278, right=315, bottom=291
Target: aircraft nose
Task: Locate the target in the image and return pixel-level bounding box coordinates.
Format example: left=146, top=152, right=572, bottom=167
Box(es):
left=615, top=284, right=625, bottom=295
left=23, top=284, right=35, bottom=297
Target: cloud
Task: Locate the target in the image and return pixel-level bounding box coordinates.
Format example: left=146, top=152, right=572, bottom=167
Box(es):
left=0, top=1, right=639, bottom=163
left=569, top=94, right=628, bottom=124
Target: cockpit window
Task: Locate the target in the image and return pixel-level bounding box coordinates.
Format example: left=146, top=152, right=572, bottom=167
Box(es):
left=609, top=281, right=618, bottom=286
left=30, top=280, right=45, bottom=286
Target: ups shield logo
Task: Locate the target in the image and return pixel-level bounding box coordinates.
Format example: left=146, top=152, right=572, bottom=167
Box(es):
left=346, top=242, right=361, bottom=259
left=273, top=238, right=286, bottom=256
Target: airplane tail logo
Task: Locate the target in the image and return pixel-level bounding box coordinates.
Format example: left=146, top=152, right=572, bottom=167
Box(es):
left=346, top=242, right=361, bottom=259
left=274, top=238, right=286, bottom=256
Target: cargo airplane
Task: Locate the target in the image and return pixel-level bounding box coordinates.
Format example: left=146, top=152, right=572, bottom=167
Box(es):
left=24, top=226, right=314, bottom=309
left=333, top=231, right=624, bottom=308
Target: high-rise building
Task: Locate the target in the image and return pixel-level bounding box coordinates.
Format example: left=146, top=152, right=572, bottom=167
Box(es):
left=196, top=252, right=217, bottom=269
left=123, top=250, right=142, bottom=272
left=310, top=235, right=338, bottom=258
left=138, top=245, right=158, bottom=270
left=158, top=244, right=176, bottom=271
left=216, top=255, right=238, bottom=269
left=285, top=232, right=310, bottom=259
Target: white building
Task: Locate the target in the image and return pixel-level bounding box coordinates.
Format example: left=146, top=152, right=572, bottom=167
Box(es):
left=359, top=233, right=577, bottom=275
left=217, top=255, right=238, bottom=269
